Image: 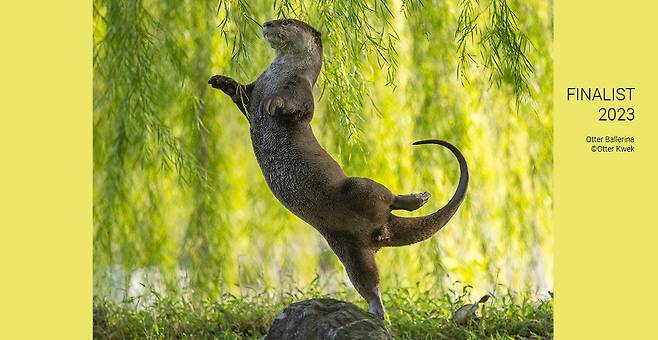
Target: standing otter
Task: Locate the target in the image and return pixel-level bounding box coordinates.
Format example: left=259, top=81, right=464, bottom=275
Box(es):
left=209, top=19, right=468, bottom=319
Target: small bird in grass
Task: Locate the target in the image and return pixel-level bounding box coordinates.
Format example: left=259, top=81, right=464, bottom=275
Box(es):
left=452, top=295, right=491, bottom=325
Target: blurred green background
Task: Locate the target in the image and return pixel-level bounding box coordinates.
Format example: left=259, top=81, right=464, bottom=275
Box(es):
left=93, top=0, right=552, bottom=302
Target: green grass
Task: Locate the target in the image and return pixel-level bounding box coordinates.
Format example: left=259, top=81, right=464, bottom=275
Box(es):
left=93, top=288, right=553, bottom=339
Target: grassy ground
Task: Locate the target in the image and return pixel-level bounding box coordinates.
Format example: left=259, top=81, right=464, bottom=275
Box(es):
left=93, top=288, right=553, bottom=339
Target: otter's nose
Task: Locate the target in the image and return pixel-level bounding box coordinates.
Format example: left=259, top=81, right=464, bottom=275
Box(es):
left=263, top=21, right=273, bottom=28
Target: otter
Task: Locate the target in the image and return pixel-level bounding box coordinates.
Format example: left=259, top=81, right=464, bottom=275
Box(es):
left=208, top=18, right=468, bottom=319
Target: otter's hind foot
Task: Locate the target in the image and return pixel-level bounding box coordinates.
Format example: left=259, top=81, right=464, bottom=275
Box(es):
left=391, top=192, right=431, bottom=211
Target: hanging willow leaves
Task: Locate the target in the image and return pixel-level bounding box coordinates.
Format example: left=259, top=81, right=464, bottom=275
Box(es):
left=456, top=0, right=535, bottom=104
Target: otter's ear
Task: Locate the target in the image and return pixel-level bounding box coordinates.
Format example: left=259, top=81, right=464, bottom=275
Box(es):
left=313, top=30, right=322, bottom=44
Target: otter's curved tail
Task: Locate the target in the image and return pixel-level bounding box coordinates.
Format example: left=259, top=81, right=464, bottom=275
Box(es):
left=383, top=139, right=469, bottom=247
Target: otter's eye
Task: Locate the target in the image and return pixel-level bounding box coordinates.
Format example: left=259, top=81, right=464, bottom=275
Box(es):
left=281, top=20, right=289, bottom=26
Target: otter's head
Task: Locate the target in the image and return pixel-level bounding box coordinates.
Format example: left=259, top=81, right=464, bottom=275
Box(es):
left=262, top=19, right=322, bottom=56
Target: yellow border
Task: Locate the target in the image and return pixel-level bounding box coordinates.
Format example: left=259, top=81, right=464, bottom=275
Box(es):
left=0, top=2, right=91, bottom=339
left=555, top=1, right=658, bottom=338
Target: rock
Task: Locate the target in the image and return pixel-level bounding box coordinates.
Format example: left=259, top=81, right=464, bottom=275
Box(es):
left=265, top=298, right=391, bottom=340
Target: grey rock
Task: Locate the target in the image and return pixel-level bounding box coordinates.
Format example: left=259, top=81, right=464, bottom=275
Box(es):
left=265, top=298, right=392, bottom=340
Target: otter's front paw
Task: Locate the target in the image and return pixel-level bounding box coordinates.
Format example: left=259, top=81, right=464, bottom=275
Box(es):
left=265, top=96, right=285, bottom=116
left=373, top=226, right=390, bottom=243
left=208, top=75, right=237, bottom=95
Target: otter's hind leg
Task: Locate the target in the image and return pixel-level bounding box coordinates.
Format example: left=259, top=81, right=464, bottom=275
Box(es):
left=326, top=236, right=385, bottom=319
left=391, top=192, right=431, bottom=211
left=340, top=177, right=395, bottom=216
